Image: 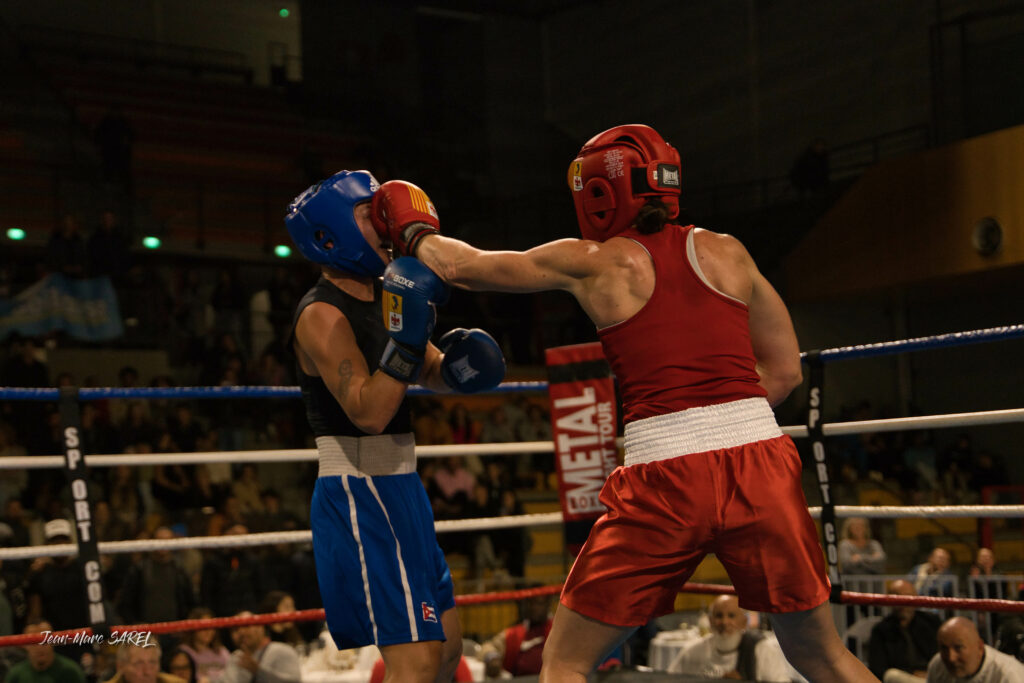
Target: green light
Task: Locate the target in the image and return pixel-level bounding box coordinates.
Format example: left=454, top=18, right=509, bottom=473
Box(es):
left=274, top=244, right=292, bottom=258
left=7, top=228, right=26, bottom=241
left=142, top=236, right=162, bottom=249
left=279, top=8, right=290, bottom=18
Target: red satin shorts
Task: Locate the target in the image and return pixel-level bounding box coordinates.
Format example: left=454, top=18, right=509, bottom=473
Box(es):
left=561, top=435, right=830, bottom=626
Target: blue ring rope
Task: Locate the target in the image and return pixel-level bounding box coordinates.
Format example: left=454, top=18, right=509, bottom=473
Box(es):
left=0, top=381, right=550, bottom=401
left=804, top=324, right=1024, bottom=363
left=0, top=325, right=1019, bottom=400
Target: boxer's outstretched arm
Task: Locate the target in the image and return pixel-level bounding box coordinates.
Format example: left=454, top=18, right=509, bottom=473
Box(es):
left=415, top=234, right=600, bottom=295
left=294, top=302, right=408, bottom=434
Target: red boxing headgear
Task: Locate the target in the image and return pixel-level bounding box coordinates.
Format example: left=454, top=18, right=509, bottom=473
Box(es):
left=567, top=124, right=681, bottom=242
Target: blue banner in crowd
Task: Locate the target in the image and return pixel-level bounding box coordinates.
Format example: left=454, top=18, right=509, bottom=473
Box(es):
left=0, top=273, right=124, bottom=341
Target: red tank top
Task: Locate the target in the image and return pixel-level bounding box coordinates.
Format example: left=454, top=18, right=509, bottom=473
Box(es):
left=597, top=224, right=766, bottom=423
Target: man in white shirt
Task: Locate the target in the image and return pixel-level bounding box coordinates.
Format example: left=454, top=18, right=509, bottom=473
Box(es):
left=668, top=595, right=793, bottom=681
left=215, top=612, right=301, bottom=683
left=926, top=617, right=1024, bottom=683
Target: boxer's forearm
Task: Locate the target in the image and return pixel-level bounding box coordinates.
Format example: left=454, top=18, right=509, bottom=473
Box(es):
left=415, top=234, right=492, bottom=288
left=415, top=234, right=583, bottom=294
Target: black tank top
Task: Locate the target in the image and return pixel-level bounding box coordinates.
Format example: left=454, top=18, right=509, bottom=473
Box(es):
left=288, top=276, right=412, bottom=437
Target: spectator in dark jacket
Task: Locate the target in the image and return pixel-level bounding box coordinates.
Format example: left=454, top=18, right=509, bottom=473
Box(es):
left=868, top=580, right=940, bottom=680
left=200, top=526, right=262, bottom=617
left=116, top=527, right=194, bottom=626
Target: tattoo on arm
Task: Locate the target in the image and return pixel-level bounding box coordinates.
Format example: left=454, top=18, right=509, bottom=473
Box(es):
left=337, top=359, right=353, bottom=397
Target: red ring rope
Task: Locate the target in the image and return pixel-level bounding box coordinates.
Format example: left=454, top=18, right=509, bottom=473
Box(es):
left=3, top=582, right=1020, bottom=648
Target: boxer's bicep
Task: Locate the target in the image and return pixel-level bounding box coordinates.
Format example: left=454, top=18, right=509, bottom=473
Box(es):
left=295, top=303, right=406, bottom=432
left=748, top=269, right=803, bottom=405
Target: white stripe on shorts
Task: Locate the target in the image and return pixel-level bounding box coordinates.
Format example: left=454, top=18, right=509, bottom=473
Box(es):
left=623, top=397, right=782, bottom=466
left=364, top=477, right=420, bottom=641
left=341, top=474, right=378, bottom=643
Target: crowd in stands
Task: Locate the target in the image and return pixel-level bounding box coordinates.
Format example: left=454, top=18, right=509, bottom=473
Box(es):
left=828, top=401, right=1011, bottom=507
left=834, top=520, right=1024, bottom=673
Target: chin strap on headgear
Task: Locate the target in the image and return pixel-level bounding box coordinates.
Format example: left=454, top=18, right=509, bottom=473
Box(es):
left=567, top=124, right=682, bottom=242
left=285, top=170, right=387, bottom=277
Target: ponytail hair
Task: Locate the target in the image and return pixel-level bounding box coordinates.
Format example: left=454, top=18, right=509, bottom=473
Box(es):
left=634, top=199, right=672, bottom=234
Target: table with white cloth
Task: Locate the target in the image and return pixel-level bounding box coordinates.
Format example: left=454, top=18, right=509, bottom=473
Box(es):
left=647, top=626, right=703, bottom=672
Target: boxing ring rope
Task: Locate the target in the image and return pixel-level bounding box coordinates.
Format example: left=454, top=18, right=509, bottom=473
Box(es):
left=2, top=581, right=1023, bottom=648
left=1, top=407, right=1023, bottom=471
left=1, top=324, right=1022, bottom=647
left=0, top=586, right=569, bottom=648
left=807, top=323, right=1024, bottom=361
left=2, top=503, right=1023, bottom=562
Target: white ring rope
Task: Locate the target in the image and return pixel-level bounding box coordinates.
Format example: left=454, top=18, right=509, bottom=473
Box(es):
left=781, top=407, right=1024, bottom=438
left=809, top=505, right=1024, bottom=519
left=0, top=512, right=567, bottom=560
left=2, top=406, right=1023, bottom=470
left=2, top=505, right=1023, bottom=561
left=0, top=441, right=560, bottom=470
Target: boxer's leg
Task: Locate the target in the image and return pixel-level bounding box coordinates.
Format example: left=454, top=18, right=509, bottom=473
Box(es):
left=539, top=604, right=634, bottom=683
left=772, top=601, right=879, bottom=683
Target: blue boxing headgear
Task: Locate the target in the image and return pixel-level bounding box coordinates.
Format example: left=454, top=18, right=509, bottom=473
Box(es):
left=285, top=170, right=388, bottom=276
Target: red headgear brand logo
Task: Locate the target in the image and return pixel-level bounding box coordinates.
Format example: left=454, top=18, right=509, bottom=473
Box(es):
left=572, top=161, right=583, bottom=191
left=603, top=149, right=625, bottom=179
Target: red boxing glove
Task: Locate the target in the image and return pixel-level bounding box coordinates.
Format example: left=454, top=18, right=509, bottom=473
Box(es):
left=370, top=180, right=441, bottom=256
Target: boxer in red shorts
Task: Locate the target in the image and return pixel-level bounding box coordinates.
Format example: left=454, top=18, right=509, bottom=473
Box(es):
left=371, top=124, right=879, bottom=683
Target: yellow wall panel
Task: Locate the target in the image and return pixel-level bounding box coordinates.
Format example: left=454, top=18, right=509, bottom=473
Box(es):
left=785, top=124, right=1024, bottom=300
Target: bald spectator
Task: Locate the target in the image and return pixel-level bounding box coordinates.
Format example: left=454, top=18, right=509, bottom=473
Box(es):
left=104, top=644, right=184, bottom=683
left=667, top=595, right=792, bottom=681
left=909, top=548, right=955, bottom=598
left=927, top=617, right=1024, bottom=682
left=868, top=580, right=940, bottom=682
left=214, top=612, right=300, bottom=683
left=4, top=620, right=85, bottom=683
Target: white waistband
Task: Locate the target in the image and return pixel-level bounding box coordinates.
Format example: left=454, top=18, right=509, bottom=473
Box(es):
left=316, top=433, right=416, bottom=477
left=623, top=397, right=782, bottom=466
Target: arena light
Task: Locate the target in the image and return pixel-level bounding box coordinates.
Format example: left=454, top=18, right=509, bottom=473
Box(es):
left=142, top=236, right=162, bottom=249
left=279, top=8, right=290, bottom=18
left=274, top=244, right=292, bottom=258
left=6, top=228, right=26, bottom=241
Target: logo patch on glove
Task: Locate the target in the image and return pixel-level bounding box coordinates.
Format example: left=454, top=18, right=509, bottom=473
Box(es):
left=447, top=356, right=479, bottom=383
left=386, top=271, right=416, bottom=289
left=384, top=294, right=403, bottom=332
left=405, top=185, right=439, bottom=220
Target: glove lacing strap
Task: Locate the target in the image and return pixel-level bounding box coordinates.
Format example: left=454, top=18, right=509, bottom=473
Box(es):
left=379, top=339, right=425, bottom=383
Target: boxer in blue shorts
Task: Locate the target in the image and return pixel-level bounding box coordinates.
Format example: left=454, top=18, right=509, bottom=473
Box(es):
left=285, top=170, right=505, bottom=683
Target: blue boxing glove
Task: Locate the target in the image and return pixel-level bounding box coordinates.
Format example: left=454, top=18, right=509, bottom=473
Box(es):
left=379, top=257, right=449, bottom=383
left=438, top=328, right=506, bottom=393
